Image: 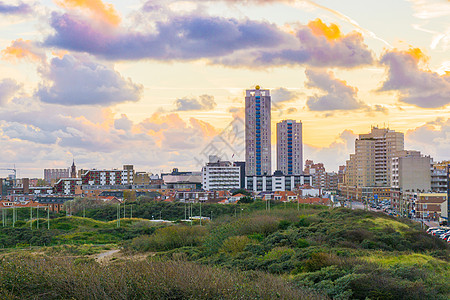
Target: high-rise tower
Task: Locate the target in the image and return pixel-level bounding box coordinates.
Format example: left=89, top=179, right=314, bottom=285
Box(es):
left=245, top=86, right=271, bottom=176
left=277, top=120, right=303, bottom=175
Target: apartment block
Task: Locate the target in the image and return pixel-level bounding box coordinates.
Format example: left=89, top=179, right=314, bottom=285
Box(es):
left=304, top=160, right=338, bottom=190
left=54, top=178, right=82, bottom=195
left=245, top=171, right=311, bottom=192
left=277, top=120, right=303, bottom=175
left=82, top=165, right=134, bottom=186
left=342, top=127, right=404, bottom=199
left=391, top=150, right=431, bottom=192
left=44, top=168, right=69, bottom=184
left=245, top=86, right=271, bottom=176
left=202, top=156, right=241, bottom=191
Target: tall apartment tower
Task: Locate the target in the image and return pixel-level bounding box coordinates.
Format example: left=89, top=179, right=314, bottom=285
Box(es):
left=345, top=127, right=404, bottom=187
left=277, top=120, right=303, bottom=175
left=245, top=86, right=271, bottom=176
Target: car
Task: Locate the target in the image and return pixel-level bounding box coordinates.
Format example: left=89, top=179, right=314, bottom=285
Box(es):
left=428, top=228, right=442, bottom=234
left=426, top=227, right=440, bottom=233
left=432, top=230, right=446, bottom=236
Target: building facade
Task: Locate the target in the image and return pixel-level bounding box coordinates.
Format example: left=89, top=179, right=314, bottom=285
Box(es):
left=202, top=156, right=241, bottom=191
left=82, top=165, right=134, bottom=186
left=391, top=150, right=431, bottom=192
left=277, top=120, right=303, bottom=175
left=342, top=127, right=404, bottom=200
left=44, top=168, right=69, bottom=184
left=245, top=86, right=271, bottom=176
left=54, top=178, right=82, bottom=195
left=245, top=171, right=311, bottom=192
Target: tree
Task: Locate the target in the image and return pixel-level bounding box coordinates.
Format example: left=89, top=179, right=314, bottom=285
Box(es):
left=232, top=189, right=251, bottom=197
left=238, top=196, right=254, bottom=204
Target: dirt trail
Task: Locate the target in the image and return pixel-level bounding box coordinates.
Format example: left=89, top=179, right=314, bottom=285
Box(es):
left=96, top=249, right=120, bottom=263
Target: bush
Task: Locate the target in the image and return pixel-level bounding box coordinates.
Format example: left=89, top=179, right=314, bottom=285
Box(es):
left=220, top=236, right=251, bottom=255
left=0, top=256, right=326, bottom=300
left=127, top=225, right=207, bottom=252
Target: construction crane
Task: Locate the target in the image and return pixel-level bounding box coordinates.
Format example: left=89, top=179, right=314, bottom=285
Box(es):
left=0, top=167, right=17, bottom=182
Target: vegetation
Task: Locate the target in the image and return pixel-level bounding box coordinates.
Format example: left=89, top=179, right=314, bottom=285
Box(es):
left=125, top=207, right=449, bottom=300
left=0, top=202, right=449, bottom=299
left=0, top=255, right=324, bottom=299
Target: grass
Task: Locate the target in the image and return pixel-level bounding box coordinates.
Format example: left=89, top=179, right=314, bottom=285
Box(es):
left=360, top=217, right=410, bottom=233
left=0, top=255, right=326, bottom=300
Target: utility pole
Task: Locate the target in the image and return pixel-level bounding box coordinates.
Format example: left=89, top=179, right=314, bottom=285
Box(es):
left=117, top=204, right=120, bottom=228
left=47, top=205, right=50, bottom=229
left=37, top=206, right=39, bottom=229
left=199, top=201, right=202, bottom=226
left=12, top=206, right=15, bottom=228
left=30, top=207, right=32, bottom=229
left=130, top=205, right=133, bottom=219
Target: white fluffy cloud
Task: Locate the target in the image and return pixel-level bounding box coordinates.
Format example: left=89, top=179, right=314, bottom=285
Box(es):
left=36, top=54, right=143, bottom=106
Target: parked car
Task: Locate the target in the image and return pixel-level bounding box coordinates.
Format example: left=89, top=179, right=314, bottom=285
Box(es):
left=426, top=227, right=440, bottom=233
left=432, top=230, right=446, bottom=236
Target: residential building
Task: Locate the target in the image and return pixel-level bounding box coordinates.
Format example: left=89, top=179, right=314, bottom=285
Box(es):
left=44, top=168, right=69, bottom=184
left=277, top=120, right=303, bottom=175
left=342, top=127, right=404, bottom=200
left=245, top=171, right=311, bottom=192
left=431, top=162, right=448, bottom=193
left=54, top=178, right=82, bottom=195
left=415, top=193, right=447, bottom=221
left=202, top=156, right=240, bottom=191
left=245, top=86, right=271, bottom=176
left=304, top=160, right=338, bottom=190
left=391, top=150, right=431, bottom=192
left=82, top=165, right=134, bottom=186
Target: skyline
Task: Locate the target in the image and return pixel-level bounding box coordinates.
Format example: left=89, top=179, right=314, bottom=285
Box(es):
left=0, top=0, right=449, bottom=178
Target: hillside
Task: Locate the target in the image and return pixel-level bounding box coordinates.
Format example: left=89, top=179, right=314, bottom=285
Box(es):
left=0, top=204, right=448, bottom=299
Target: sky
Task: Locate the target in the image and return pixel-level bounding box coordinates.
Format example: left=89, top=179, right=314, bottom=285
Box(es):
left=0, top=0, right=449, bottom=178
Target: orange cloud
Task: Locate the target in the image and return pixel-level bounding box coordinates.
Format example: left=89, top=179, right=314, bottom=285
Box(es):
left=405, top=47, right=429, bottom=64
left=56, top=0, right=121, bottom=26
left=51, top=50, right=69, bottom=59
left=2, top=39, right=44, bottom=62
left=307, top=18, right=341, bottom=40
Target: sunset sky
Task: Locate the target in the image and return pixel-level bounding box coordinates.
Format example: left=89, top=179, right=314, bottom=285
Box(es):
left=0, top=0, right=449, bottom=178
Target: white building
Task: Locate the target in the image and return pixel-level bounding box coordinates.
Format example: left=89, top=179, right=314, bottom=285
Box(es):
left=277, top=120, right=303, bottom=175
left=245, top=171, right=311, bottom=192
left=245, top=86, right=271, bottom=176
left=202, top=156, right=240, bottom=191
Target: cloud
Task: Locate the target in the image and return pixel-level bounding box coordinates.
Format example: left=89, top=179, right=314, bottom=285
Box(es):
left=241, top=18, right=374, bottom=68
left=0, top=1, right=32, bottom=15
left=271, top=87, right=300, bottom=104
left=379, top=48, right=450, bottom=108
left=304, top=129, right=357, bottom=172
left=2, top=39, right=46, bottom=62
left=286, top=107, right=297, bottom=114
left=55, top=0, right=121, bottom=26
left=44, top=4, right=372, bottom=69
left=305, top=68, right=366, bottom=111
left=0, top=98, right=220, bottom=175
left=0, top=78, right=22, bottom=105
left=173, top=94, right=216, bottom=111
left=45, top=11, right=291, bottom=61
left=406, top=117, right=450, bottom=161
left=36, top=54, right=143, bottom=106
left=114, top=114, right=132, bottom=131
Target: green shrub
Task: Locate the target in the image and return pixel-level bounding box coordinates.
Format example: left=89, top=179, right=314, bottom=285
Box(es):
left=128, top=225, right=207, bottom=252
left=220, top=236, right=251, bottom=255
left=297, top=238, right=309, bottom=248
